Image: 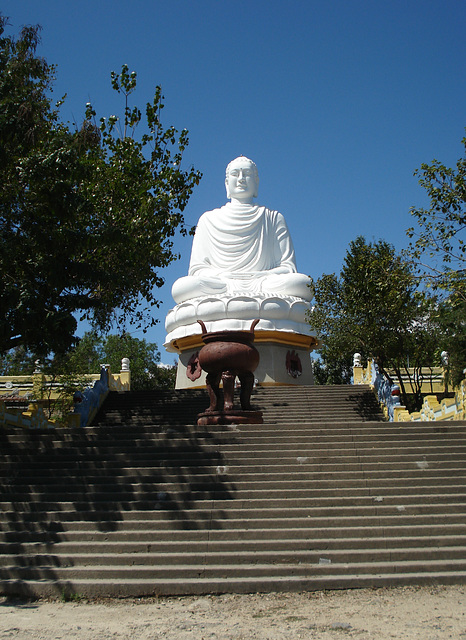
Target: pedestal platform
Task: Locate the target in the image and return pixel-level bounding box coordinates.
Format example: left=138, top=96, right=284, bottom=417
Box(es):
left=171, top=330, right=318, bottom=389
left=165, top=294, right=319, bottom=389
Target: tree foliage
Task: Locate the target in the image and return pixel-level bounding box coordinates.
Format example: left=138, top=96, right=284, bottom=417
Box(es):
left=308, top=237, right=442, bottom=407
left=66, top=332, right=176, bottom=390
left=407, top=132, right=466, bottom=301
left=407, top=132, right=466, bottom=386
left=312, top=349, right=353, bottom=386
left=0, top=17, right=201, bottom=358
left=0, top=346, right=36, bottom=376
left=436, top=298, right=466, bottom=388
left=0, top=331, right=176, bottom=390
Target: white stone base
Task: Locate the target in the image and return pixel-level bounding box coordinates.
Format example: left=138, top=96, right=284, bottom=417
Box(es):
left=164, top=294, right=314, bottom=350
left=174, top=332, right=316, bottom=389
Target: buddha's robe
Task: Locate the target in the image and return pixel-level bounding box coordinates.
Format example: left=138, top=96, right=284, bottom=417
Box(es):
left=171, top=202, right=312, bottom=303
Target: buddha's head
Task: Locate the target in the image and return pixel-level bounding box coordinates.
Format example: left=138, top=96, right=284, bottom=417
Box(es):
left=225, top=156, right=259, bottom=202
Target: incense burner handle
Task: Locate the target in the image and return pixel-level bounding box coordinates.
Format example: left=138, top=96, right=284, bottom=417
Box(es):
left=197, top=320, right=208, bottom=334
left=250, top=319, right=260, bottom=333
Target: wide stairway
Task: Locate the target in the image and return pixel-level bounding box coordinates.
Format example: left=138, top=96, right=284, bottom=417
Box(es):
left=93, top=385, right=385, bottom=426
left=1, top=385, right=466, bottom=597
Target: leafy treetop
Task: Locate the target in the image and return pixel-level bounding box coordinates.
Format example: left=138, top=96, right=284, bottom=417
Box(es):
left=0, top=16, right=201, bottom=358
left=308, top=236, right=442, bottom=408
left=407, top=132, right=466, bottom=302
left=407, top=131, right=466, bottom=385
left=0, top=332, right=176, bottom=391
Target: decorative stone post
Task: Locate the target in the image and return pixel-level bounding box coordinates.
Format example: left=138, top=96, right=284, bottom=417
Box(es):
left=32, top=360, right=45, bottom=401
left=441, top=350, right=450, bottom=392
left=353, top=353, right=364, bottom=385
left=120, top=358, right=131, bottom=390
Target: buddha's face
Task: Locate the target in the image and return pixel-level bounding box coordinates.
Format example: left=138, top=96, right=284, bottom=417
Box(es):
left=225, top=159, right=258, bottom=202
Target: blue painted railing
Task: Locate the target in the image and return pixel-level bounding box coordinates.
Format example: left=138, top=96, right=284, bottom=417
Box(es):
left=73, top=366, right=109, bottom=427
left=370, top=360, right=401, bottom=421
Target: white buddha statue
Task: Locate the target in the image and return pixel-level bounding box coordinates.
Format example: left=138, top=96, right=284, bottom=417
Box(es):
left=172, top=156, right=312, bottom=303
left=165, top=156, right=313, bottom=349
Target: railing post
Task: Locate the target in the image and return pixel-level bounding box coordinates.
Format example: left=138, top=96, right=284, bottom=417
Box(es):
left=32, top=360, right=45, bottom=401
left=352, top=353, right=364, bottom=384
left=441, top=351, right=449, bottom=393
left=119, top=358, right=131, bottom=391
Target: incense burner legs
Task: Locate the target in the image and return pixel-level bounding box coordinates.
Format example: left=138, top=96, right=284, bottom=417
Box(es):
left=197, top=320, right=263, bottom=425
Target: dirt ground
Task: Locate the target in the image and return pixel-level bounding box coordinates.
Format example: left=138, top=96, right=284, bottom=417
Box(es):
left=1, top=585, right=466, bottom=639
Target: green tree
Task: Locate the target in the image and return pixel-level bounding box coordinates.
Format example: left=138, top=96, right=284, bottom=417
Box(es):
left=0, top=346, right=36, bottom=375
left=312, top=349, right=353, bottom=386
left=102, top=334, right=168, bottom=390
left=308, top=237, right=442, bottom=408
left=436, top=297, right=466, bottom=387
left=0, top=17, right=201, bottom=358
left=65, top=332, right=104, bottom=374
left=407, top=132, right=466, bottom=386
left=67, top=331, right=176, bottom=390
left=407, top=132, right=466, bottom=300
left=1, top=329, right=176, bottom=390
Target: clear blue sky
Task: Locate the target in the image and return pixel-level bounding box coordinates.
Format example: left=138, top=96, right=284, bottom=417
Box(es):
left=3, top=0, right=466, bottom=362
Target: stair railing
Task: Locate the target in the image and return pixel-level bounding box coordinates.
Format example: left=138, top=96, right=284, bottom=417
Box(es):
left=353, top=355, right=400, bottom=421
left=394, top=378, right=466, bottom=422
left=71, top=365, right=110, bottom=428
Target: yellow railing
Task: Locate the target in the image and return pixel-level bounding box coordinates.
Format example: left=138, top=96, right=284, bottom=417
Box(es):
left=394, top=380, right=466, bottom=422
left=0, top=401, right=57, bottom=430
left=353, top=356, right=465, bottom=422
left=353, top=361, right=447, bottom=394
left=0, top=361, right=131, bottom=430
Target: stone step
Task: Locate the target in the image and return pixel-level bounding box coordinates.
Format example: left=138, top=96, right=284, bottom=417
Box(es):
left=4, top=558, right=466, bottom=583
left=4, top=434, right=466, bottom=449
left=1, top=452, right=464, bottom=472
left=2, top=491, right=466, bottom=520
left=1, top=492, right=466, bottom=518
left=2, top=520, right=466, bottom=542
left=2, top=534, right=466, bottom=555
left=3, top=475, right=466, bottom=507
left=4, top=445, right=466, bottom=465
left=1, top=503, right=465, bottom=530
left=5, top=429, right=466, bottom=452
left=6, top=420, right=465, bottom=439
left=3, top=442, right=466, bottom=460
left=3, top=470, right=466, bottom=490
left=3, top=458, right=466, bottom=477
left=2, top=465, right=465, bottom=483
left=3, top=476, right=466, bottom=495
left=95, top=417, right=382, bottom=425
left=4, top=439, right=466, bottom=455
left=2, top=478, right=466, bottom=507
left=2, top=570, right=466, bottom=598
left=3, top=545, right=466, bottom=568
left=96, top=387, right=373, bottom=403
left=2, top=449, right=466, bottom=471
left=1, top=459, right=464, bottom=479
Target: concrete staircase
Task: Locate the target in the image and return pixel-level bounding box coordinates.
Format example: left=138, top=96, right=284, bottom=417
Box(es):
left=93, top=384, right=385, bottom=426
left=1, top=385, right=466, bottom=597
left=252, top=385, right=385, bottom=423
